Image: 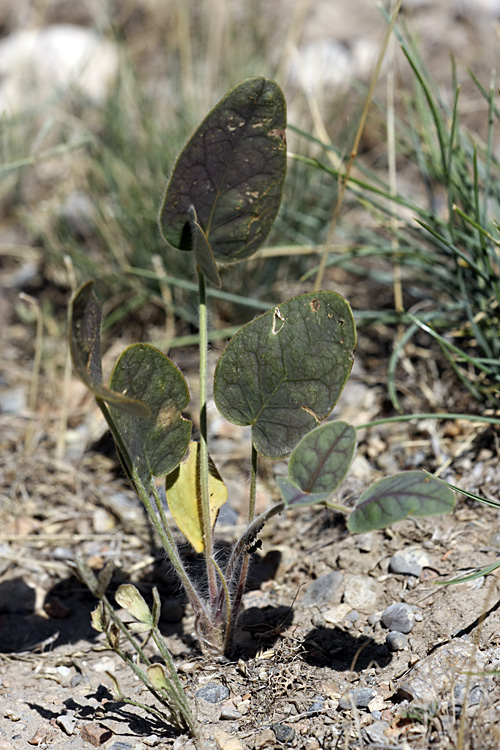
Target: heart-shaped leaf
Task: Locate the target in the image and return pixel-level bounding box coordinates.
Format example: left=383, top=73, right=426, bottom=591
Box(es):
left=289, top=421, right=356, bottom=493
left=213, top=292, right=356, bottom=458
left=277, top=421, right=356, bottom=508
left=68, top=281, right=150, bottom=417
left=347, top=471, right=456, bottom=533
left=165, top=441, right=227, bottom=553
left=108, top=343, right=191, bottom=486
left=160, top=77, right=287, bottom=264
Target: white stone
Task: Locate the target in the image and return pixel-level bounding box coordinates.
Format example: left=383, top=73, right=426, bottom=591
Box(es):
left=0, top=24, right=119, bottom=113
left=323, top=602, right=351, bottom=624
left=344, top=574, right=380, bottom=613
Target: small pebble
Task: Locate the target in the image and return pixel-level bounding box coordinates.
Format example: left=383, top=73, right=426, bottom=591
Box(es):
left=364, top=720, right=390, bottom=743
left=109, top=744, right=133, bottom=750
left=302, top=571, right=344, bottom=607
left=454, top=683, right=485, bottom=707
left=143, top=735, right=160, bottom=746
left=381, top=602, right=415, bottom=634
left=323, top=603, right=351, bottom=624
left=53, top=546, right=74, bottom=560
left=57, top=711, right=76, bottom=735
left=346, top=609, right=359, bottom=624
left=196, top=683, right=230, bottom=704
left=220, top=705, right=242, bottom=720
left=386, top=631, right=408, bottom=651
left=389, top=546, right=431, bottom=577
left=338, top=688, right=376, bottom=710
left=311, top=612, right=327, bottom=629
left=355, top=533, right=374, bottom=553
left=271, top=724, right=295, bottom=743
left=308, top=696, right=325, bottom=713
left=0, top=388, right=26, bottom=414
left=80, top=722, right=113, bottom=746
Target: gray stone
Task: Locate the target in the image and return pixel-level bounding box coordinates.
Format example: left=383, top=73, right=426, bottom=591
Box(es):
left=338, top=688, right=376, bottom=710
left=271, top=724, right=295, bottom=743
left=363, top=720, right=390, bottom=743
left=386, top=631, right=408, bottom=651
left=311, top=612, right=327, bottom=629
left=381, top=602, right=415, bottom=633
left=346, top=609, right=359, bottom=624
left=308, top=696, right=325, bottom=713
left=389, top=547, right=431, bottom=576
left=0, top=388, right=26, bottom=414
left=220, top=705, right=242, bottom=720
left=454, top=683, right=486, bottom=708
left=355, top=533, right=374, bottom=553
left=302, top=571, right=344, bottom=607
left=195, top=683, right=230, bottom=704
left=398, top=640, right=486, bottom=706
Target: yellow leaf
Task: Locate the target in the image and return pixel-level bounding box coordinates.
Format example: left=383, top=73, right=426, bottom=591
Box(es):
left=166, top=441, right=227, bottom=553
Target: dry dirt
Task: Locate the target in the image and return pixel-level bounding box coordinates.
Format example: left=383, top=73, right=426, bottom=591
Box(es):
left=2, top=2, right=500, bottom=749
left=2, top=296, right=500, bottom=750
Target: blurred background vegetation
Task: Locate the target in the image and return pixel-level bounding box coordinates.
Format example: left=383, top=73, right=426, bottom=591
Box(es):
left=2, top=0, right=500, bottom=416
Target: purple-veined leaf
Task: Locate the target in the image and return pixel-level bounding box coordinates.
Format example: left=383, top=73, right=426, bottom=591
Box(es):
left=347, top=471, right=455, bottom=533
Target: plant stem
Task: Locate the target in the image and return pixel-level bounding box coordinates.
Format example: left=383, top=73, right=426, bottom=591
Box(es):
left=98, top=400, right=209, bottom=623
left=141, top=477, right=209, bottom=622
left=224, top=445, right=259, bottom=653
left=248, top=443, right=258, bottom=523
left=197, top=269, right=218, bottom=611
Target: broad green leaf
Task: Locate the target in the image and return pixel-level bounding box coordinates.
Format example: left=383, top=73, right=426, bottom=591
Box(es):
left=68, top=281, right=150, bottom=417
left=188, top=205, right=221, bottom=287
left=213, top=292, right=356, bottom=459
left=165, top=441, right=227, bottom=553
left=160, top=77, right=287, bottom=264
left=289, top=421, right=356, bottom=493
left=276, top=422, right=355, bottom=508
left=108, top=343, right=191, bottom=486
left=347, top=471, right=456, bottom=533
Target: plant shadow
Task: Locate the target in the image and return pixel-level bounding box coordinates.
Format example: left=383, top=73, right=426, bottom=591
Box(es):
left=302, top=626, right=392, bottom=672
left=28, top=688, right=179, bottom=739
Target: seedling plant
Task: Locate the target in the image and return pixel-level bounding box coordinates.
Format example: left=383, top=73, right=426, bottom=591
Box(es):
left=68, top=78, right=455, bottom=736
